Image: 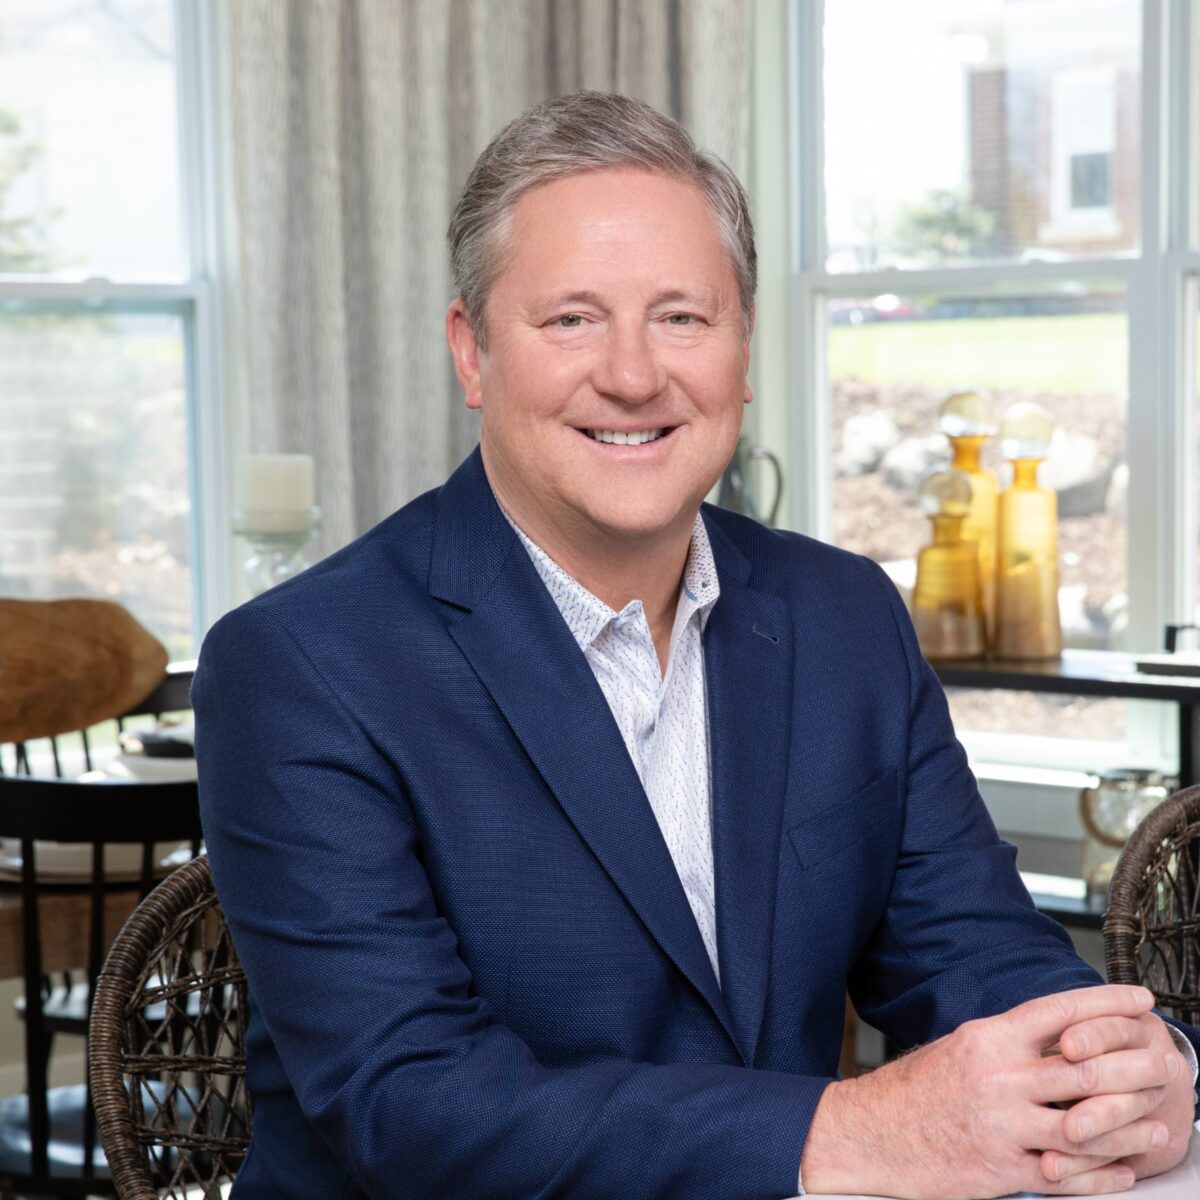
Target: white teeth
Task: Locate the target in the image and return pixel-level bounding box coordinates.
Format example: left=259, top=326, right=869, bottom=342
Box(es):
left=585, top=428, right=666, bottom=445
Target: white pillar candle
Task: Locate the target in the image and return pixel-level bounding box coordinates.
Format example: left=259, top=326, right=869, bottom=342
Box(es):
left=238, top=454, right=316, bottom=533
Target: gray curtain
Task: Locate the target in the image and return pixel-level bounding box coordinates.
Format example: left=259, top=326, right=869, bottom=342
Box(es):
left=225, top=0, right=752, bottom=554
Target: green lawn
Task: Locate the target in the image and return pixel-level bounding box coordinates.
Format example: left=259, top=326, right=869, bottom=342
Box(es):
left=828, top=313, right=1127, bottom=394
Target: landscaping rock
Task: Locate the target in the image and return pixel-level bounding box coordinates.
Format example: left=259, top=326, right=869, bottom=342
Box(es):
left=881, top=435, right=949, bottom=492
left=1105, top=463, right=1128, bottom=521
left=1058, top=584, right=1107, bottom=649
left=1039, top=430, right=1115, bottom=518
left=835, top=410, right=902, bottom=477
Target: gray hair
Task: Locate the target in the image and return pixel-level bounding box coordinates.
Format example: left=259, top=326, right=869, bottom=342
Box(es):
left=448, top=91, right=756, bottom=348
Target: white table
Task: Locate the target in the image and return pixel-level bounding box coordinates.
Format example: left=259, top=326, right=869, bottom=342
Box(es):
left=802, top=1123, right=1200, bottom=1199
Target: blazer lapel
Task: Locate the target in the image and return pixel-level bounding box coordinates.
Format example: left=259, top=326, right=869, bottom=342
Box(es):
left=429, top=452, right=738, bottom=1049
left=702, top=512, right=795, bottom=1067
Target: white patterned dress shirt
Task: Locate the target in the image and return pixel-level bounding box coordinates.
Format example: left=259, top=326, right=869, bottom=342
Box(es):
left=506, top=509, right=723, bottom=982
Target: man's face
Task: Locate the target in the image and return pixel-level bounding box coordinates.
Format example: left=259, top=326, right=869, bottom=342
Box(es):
left=447, top=167, right=752, bottom=551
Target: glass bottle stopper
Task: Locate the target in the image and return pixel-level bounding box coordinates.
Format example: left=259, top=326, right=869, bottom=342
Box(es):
left=999, top=402, right=1053, bottom=460
left=918, top=468, right=972, bottom=518
left=938, top=390, right=995, bottom=438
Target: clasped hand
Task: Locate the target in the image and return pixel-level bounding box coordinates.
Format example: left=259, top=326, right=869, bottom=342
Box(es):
left=801, top=985, right=1194, bottom=1197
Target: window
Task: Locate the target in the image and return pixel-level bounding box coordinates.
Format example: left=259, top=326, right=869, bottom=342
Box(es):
left=788, top=0, right=1199, bottom=771
left=1047, top=67, right=1122, bottom=240
left=1070, top=151, right=1112, bottom=209
left=821, top=0, right=1139, bottom=273
left=0, top=0, right=223, bottom=660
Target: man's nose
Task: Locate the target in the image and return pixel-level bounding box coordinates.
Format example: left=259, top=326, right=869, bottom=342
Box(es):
left=593, top=321, right=664, bottom=404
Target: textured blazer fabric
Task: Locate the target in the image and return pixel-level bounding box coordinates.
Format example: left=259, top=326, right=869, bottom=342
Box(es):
left=193, top=448, right=1181, bottom=1200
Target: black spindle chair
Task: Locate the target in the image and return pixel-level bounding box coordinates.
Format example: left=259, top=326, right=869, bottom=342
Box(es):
left=0, top=666, right=195, bottom=1048
left=0, top=776, right=201, bottom=1197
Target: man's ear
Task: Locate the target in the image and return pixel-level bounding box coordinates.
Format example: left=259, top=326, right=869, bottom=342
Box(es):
left=446, top=298, right=484, bottom=410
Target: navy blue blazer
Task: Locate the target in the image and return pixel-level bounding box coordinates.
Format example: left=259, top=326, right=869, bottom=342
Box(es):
left=193, top=448, right=1170, bottom=1200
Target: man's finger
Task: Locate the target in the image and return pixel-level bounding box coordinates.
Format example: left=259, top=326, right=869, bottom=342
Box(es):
left=1023, top=1092, right=1161, bottom=1153
left=1005, top=986, right=1155, bottom=1051
left=1032, top=1152, right=1136, bottom=1194
left=1034, top=1047, right=1179, bottom=1102
left=1060, top=1014, right=1156, bottom=1061
left=1060, top=1086, right=1168, bottom=1143
left=1065, top=1118, right=1170, bottom=1162
left=1041, top=1149, right=1121, bottom=1183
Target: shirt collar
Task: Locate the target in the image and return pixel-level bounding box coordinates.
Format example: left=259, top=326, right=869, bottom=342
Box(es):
left=678, top=512, right=720, bottom=628
left=500, top=505, right=721, bottom=653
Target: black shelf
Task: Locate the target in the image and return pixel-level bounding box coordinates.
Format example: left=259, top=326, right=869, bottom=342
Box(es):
left=935, top=648, right=1200, bottom=705
left=933, top=648, right=1200, bottom=784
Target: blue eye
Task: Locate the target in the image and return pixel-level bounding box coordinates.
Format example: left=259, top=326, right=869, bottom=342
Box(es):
left=555, top=314, right=584, bottom=328
left=667, top=314, right=695, bottom=325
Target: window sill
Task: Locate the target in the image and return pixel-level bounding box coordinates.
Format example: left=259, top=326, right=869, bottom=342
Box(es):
left=1038, top=210, right=1121, bottom=243
left=960, top=729, right=1172, bottom=776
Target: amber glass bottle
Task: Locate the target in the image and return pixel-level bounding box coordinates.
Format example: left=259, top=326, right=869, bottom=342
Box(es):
left=939, top=391, right=997, bottom=643
left=911, top=469, right=987, bottom=661
left=994, top=403, right=1062, bottom=660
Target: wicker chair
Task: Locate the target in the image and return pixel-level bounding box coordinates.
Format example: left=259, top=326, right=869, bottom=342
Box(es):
left=1104, top=784, right=1200, bottom=1027
left=89, top=855, right=252, bottom=1198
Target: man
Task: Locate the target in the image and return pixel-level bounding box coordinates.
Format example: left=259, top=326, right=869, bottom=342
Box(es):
left=193, top=92, right=1198, bottom=1199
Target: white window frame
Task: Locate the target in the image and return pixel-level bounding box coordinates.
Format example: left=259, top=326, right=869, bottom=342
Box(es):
left=780, top=0, right=1200, bottom=776
left=0, top=0, right=230, bottom=653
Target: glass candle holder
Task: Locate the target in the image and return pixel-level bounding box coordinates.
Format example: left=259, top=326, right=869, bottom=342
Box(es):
left=911, top=469, right=987, bottom=661
left=233, top=507, right=321, bottom=596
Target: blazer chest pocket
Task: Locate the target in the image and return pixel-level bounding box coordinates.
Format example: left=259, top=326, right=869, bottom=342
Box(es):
left=788, top=769, right=899, bottom=870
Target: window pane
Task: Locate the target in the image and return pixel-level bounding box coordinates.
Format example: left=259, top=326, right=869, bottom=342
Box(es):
left=1070, top=152, right=1111, bottom=209
left=0, top=307, right=193, bottom=658
left=945, top=687, right=1126, bottom=742
left=828, top=285, right=1128, bottom=743
left=0, top=0, right=182, bottom=279
left=823, top=0, right=1140, bottom=272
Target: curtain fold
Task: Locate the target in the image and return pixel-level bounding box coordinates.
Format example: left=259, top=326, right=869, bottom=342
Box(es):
left=224, top=0, right=751, bottom=555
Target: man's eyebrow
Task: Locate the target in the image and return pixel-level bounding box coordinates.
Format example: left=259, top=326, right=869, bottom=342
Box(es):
left=533, top=288, right=719, bottom=309
left=534, top=290, right=607, bottom=309
left=652, top=288, right=715, bottom=306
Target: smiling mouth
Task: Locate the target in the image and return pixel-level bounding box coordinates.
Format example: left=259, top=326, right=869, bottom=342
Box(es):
left=580, top=427, right=673, bottom=446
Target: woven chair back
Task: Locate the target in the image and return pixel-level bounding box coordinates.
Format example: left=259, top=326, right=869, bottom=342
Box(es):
left=1104, top=784, right=1200, bottom=1026
left=89, top=855, right=252, bottom=1198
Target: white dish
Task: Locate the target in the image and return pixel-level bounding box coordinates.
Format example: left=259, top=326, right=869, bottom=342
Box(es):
left=98, top=754, right=198, bottom=783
